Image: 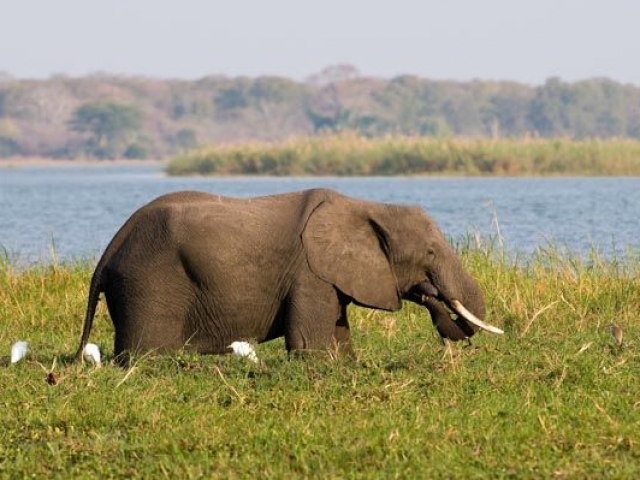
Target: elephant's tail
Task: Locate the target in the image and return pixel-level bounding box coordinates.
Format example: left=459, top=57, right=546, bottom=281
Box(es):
left=74, top=268, right=103, bottom=362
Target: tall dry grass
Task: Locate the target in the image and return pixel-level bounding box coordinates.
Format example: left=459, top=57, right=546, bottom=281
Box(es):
left=166, top=134, right=640, bottom=176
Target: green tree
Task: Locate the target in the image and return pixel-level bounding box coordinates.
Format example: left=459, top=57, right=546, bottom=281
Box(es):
left=528, top=78, right=630, bottom=138
left=528, top=77, right=574, bottom=137
left=249, top=77, right=307, bottom=104
left=174, top=128, right=198, bottom=152
left=0, top=90, right=7, bottom=117
left=485, top=87, right=533, bottom=137
left=69, top=101, right=142, bottom=158
left=0, top=118, right=22, bottom=156
left=214, top=86, right=249, bottom=111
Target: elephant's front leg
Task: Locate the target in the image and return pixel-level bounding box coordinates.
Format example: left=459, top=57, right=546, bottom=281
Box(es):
left=333, top=304, right=356, bottom=359
left=285, top=269, right=345, bottom=357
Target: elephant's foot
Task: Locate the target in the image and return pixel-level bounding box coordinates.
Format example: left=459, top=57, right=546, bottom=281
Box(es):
left=287, top=342, right=355, bottom=362
left=287, top=348, right=337, bottom=361
left=332, top=325, right=356, bottom=360
left=113, top=350, right=132, bottom=368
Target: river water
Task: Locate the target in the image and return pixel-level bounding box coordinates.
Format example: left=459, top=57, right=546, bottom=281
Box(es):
left=0, top=164, right=638, bottom=264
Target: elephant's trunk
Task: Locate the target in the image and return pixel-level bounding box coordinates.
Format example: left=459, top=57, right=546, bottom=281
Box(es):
left=421, top=296, right=477, bottom=341
left=438, top=270, right=503, bottom=336
left=409, top=263, right=502, bottom=340
left=450, top=299, right=503, bottom=334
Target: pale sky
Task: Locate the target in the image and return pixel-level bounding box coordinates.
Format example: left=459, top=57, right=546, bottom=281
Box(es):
left=1, top=0, right=638, bottom=85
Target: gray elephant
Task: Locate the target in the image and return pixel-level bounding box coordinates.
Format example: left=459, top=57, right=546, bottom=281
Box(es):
left=75, top=188, right=502, bottom=363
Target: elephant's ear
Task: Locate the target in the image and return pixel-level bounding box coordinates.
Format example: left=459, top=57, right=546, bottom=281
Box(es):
left=302, top=200, right=401, bottom=311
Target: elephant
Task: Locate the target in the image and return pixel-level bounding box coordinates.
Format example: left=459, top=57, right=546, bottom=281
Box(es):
left=75, top=188, right=502, bottom=363
left=405, top=279, right=480, bottom=343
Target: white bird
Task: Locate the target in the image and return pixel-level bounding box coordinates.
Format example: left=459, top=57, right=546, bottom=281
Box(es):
left=228, top=341, right=259, bottom=364
left=10, top=341, right=29, bottom=364
left=83, top=343, right=102, bottom=367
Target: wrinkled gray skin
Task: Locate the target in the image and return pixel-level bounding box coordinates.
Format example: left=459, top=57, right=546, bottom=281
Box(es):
left=423, top=296, right=480, bottom=342
left=406, top=279, right=482, bottom=342
left=75, top=188, right=486, bottom=363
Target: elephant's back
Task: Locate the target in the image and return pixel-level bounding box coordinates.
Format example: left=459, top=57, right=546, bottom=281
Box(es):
left=144, top=188, right=337, bottom=211
left=100, top=187, right=332, bottom=274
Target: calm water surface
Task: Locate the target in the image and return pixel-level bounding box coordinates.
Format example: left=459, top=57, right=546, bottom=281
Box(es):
left=1, top=164, right=639, bottom=264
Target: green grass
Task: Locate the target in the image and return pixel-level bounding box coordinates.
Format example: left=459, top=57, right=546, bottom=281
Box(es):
left=166, top=134, right=640, bottom=177
left=1, top=245, right=640, bottom=478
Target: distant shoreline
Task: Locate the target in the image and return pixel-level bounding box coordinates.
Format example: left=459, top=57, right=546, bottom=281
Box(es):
left=0, top=158, right=166, bottom=168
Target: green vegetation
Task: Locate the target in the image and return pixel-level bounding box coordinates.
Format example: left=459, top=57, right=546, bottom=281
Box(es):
left=167, top=135, right=640, bottom=176
left=2, top=69, right=640, bottom=160
left=68, top=101, right=143, bottom=159
left=2, top=243, right=639, bottom=478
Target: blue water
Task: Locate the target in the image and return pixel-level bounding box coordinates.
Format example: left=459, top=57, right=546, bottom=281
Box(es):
left=1, top=164, right=639, bottom=264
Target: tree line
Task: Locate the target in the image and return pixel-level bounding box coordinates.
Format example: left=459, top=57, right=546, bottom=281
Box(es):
left=1, top=67, right=639, bottom=159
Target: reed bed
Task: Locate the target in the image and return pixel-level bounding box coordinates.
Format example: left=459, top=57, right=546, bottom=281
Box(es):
left=1, top=241, right=639, bottom=477
left=166, top=134, right=640, bottom=176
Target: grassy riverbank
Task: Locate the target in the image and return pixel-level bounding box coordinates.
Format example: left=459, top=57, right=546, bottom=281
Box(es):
left=166, top=135, right=640, bottom=176
left=1, top=244, right=639, bottom=478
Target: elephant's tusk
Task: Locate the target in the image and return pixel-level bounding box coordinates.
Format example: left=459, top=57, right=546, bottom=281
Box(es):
left=451, top=300, right=504, bottom=334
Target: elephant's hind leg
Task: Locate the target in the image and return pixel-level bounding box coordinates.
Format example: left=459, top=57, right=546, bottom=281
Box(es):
left=106, top=270, right=192, bottom=358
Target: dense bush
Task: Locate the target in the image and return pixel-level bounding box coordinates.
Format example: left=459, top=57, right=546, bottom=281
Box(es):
left=167, top=134, right=640, bottom=176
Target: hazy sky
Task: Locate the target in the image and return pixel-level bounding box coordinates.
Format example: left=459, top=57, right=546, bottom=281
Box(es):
left=1, top=0, right=638, bottom=85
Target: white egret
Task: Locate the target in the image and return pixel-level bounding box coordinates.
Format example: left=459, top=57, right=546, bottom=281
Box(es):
left=83, top=343, right=102, bottom=367
left=228, top=341, right=259, bottom=363
left=10, top=341, right=29, bottom=364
